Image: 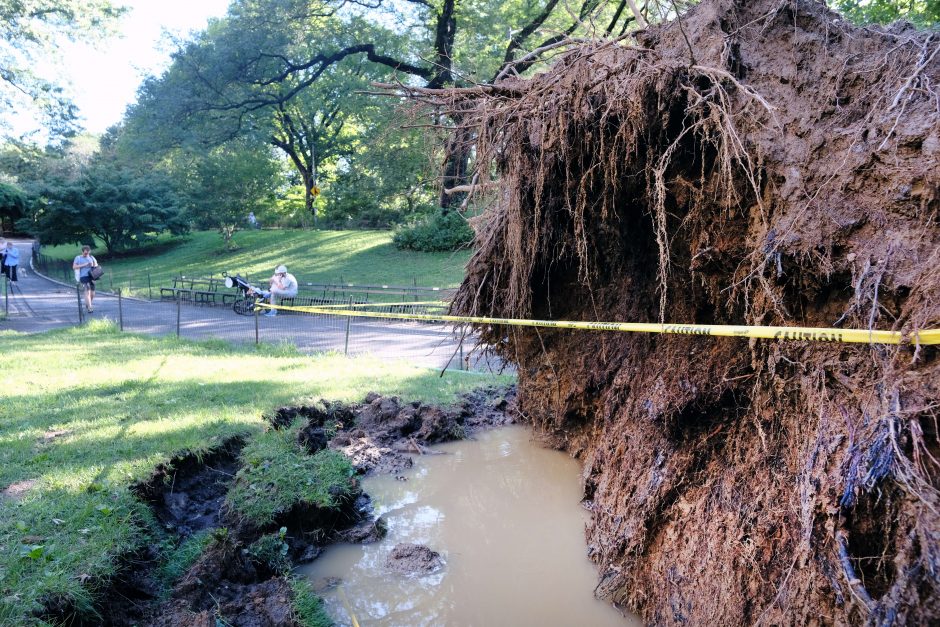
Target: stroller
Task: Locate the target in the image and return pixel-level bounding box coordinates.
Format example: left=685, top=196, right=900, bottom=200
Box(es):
left=223, top=273, right=268, bottom=316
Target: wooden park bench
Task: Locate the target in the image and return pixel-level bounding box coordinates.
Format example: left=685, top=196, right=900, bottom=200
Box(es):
left=160, top=276, right=232, bottom=306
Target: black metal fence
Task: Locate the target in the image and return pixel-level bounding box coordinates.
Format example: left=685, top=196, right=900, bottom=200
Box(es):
left=11, top=260, right=496, bottom=373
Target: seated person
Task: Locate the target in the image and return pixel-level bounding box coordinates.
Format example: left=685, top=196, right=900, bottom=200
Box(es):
left=262, top=264, right=298, bottom=316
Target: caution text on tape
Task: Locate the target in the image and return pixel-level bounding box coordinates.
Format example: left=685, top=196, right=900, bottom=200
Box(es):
left=253, top=302, right=939, bottom=346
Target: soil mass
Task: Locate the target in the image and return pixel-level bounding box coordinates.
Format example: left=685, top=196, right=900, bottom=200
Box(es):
left=444, top=0, right=940, bottom=624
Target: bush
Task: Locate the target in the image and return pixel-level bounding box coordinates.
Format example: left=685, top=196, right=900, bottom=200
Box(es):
left=393, top=209, right=474, bottom=252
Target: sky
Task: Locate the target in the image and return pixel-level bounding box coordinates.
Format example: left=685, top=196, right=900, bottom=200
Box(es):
left=21, top=0, right=231, bottom=137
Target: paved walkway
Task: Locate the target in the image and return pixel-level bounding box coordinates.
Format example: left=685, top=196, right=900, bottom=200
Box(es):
left=3, top=241, right=498, bottom=372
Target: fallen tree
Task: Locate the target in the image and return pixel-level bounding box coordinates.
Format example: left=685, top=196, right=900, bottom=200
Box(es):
left=424, top=0, right=939, bottom=623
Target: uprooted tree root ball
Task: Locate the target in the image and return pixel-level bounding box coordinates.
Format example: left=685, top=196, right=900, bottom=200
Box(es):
left=400, top=0, right=939, bottom=623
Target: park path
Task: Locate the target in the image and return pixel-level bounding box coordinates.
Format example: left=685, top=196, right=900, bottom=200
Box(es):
left=3, top=240, right=493, bottom=372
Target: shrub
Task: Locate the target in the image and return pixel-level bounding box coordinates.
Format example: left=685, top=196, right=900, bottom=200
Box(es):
left=247, top=527, right=292, bottom=574
left=393, top=209, right=474, bottom=252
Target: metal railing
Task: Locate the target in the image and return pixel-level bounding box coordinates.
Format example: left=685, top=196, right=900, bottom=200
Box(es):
left=17, top=257, right=497, bottom=372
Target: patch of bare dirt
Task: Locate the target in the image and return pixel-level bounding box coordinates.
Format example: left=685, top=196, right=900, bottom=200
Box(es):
left=326, top=385, right=518, bottom=476
left=134, top=436, right=245, bottom=537
left=1, top=478, right=36, bottom=501
left=148, top=538, right=295, bottom=627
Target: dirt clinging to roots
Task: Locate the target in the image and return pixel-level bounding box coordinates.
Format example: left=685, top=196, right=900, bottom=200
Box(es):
left=437, top=0, right=940, bottom=624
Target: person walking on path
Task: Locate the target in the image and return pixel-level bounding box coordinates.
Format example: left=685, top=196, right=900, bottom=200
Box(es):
left=72, top=245, right=98, bottom=312
left=264, top=264, right=297, bottom=316
left=3, top=240, right=19, bottom=282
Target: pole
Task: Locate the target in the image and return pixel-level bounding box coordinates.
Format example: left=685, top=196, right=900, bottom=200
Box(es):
left=3, top=275, right=8, bottom=316
left=176, top=292, right=181, bottom=338
left=254, top=303, right=260, bottom=346
left=459, top=340, right=465, bottom=371
left=343, top=297, right=352, bottom=355
left=118, top=288, right=124, bottom=332
left=147, top=272, right=152, bottom=300
left=76, top=283, right=84, bottom=324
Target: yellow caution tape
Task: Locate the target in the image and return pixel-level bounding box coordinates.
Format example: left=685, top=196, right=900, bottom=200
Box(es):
left=308, top=300, right=449, bottom=309
left=336, top=584, right=360, bottom=627
left=255, top=302, right=939, bottom=345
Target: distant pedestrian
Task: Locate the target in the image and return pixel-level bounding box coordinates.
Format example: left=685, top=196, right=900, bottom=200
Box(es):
left=3, top=240, right=18, bottom=282
left=0, top=238, right=6, bottom=278
left=247, top=212, right=259, bottom=229
left=72, top=245, right=98, bottom=312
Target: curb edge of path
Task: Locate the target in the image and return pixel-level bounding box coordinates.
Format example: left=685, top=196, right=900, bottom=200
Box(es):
left=29, top=251, right=152, bottom=304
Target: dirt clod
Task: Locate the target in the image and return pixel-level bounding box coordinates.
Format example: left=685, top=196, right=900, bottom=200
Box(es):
left=385, top=543, right=445, bottom=575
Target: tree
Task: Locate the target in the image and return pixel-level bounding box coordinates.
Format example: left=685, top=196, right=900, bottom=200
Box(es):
left=126, top=0, right=667, bottom=216
left=0, top=0, right=125, bottom=139
left=0, top=180, right=27, bottom=233
left=163, top=139, right=281, bottom=248
left=23, top=159, right=187, bottom=253
left=828, top=0, right=940, bottom=26
left=197, top=0, right=675, bottom=207
left=122, top=6, right=408, bottom=225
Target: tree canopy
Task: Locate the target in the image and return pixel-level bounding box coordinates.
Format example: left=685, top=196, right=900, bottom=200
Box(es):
left=0, top=0, right=125, bottom=140
left=829, top=0, right=940, bottom=25
left=118, top=0, right=684, bottom=219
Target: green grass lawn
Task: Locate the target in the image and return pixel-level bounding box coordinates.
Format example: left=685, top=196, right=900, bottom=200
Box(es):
left=0, top=322, right=511, bottom=625
left=41, top=229, right=473, bottom=296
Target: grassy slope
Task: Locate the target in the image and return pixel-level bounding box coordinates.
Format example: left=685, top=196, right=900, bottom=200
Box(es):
left=42, top=229, right=473, bottom=291
left=0, top=322, right=510, bottom=624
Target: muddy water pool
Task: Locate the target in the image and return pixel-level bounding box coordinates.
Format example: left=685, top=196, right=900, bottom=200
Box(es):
left=299, top=425, right=638, bottom=626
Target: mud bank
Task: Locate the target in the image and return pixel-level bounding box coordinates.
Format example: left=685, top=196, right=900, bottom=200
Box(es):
left=443, top=0, right=940, bottom=624
left=44, top=386, right=515, bottom=626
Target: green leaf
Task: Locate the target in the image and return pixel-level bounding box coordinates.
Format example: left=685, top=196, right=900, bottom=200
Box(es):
left=20, top=545, right=45, bottom=560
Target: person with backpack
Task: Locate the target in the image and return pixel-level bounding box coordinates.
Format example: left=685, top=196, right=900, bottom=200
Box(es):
left=72, top=245, right=98, bottom=312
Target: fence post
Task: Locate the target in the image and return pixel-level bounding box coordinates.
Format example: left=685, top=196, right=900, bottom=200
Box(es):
left=176, top=292, right=181, bottom=338
left=458, top=339, right=465, bottom=371
left=147, top=272, right=152, bottom=300
left=254, top=303, right=260, bottom=346
left=76, top=283, right=84, bottom=324
left=118, top=288, right=124, bottom=332
left=343, top=297, right=352, bottom=355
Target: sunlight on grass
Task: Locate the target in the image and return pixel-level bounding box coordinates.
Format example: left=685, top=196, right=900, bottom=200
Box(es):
left=42, top=229, right=473, bottom=295
left=0, top=323, right=512, bottom=624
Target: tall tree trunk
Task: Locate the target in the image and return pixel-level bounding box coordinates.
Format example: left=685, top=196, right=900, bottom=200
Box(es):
left=305, top=185, right=316, bottom=227
left=439, top=118, right=472, bottom=210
